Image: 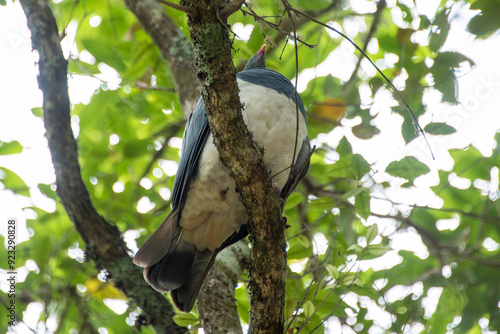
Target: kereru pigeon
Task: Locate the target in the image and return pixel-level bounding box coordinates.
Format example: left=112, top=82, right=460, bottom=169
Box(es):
left=133, top=45, right=310, bottom=312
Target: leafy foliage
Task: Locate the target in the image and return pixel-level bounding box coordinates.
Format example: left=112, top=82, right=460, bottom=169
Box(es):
left=1, top=0, right=500, bottom=333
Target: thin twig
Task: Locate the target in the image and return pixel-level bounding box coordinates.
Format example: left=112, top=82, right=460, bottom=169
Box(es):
left=281, top=0, right=301, bottom=200
left=345, top=0, right=386, bottom=85
left=369, top=194, right=500, bottom=225
left=135, top=82, right=176, bottom=91
left=240, top=8, right=316, bottom=48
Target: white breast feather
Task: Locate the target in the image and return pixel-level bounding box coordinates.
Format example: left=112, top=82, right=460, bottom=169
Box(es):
left=179, top=79, right=308, bottom=251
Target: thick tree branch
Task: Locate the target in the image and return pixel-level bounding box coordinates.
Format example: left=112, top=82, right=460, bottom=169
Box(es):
left=20, top=1, right=185, bottom=332
left=219, top=0, right=245, bottom=19
left=125, top=0, right=200, bottom=117
left=183, top=0, right=287, bottom=332
left=198, top=241, right=251, bottom=334
left=157, top=0, right=198, bottom=16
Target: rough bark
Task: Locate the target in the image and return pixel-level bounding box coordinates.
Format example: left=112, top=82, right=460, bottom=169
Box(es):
left=198, top=241, right=250, bottom=334
left=19, top=1, right=185, bottom=332
left=183, top=1, right=288, bottom=333
left=124, top=0, right=200, bottom=117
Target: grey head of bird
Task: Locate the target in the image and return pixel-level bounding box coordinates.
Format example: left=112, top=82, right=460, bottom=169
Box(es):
left=244, top=45, right=266, bottom=69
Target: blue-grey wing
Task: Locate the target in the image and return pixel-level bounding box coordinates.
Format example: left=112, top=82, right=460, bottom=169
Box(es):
left=280, top=137, right=310, bottom=199
left=171, top=97, right=210, bottom=210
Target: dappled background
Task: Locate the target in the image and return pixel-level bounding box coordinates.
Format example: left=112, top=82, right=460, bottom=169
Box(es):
left=1, top=0, right=500, bottom=333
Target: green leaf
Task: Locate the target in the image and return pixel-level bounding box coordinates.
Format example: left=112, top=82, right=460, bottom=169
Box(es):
left=296, top=234, right=310, bottom=248
left=339, top=206, right=356, bottom=245
left=467, top=14, right=500, bottom=38
left=303, top=300, right=315, bottom=318
left=366, top=244, right=391, bottom=257
left=325, top=264, right=339, bottom=279
left=0, top=167, right=30, bottom=196
left=172, top=313, right=199, bottom=327
left=284, top=192, right=305, bottom=211
left=348, top=107, right=379, bottom=142
left=330, top=154, right=370, bottom=179
left=430, top=52, right=473, bottom=103
left=435, top=51, right=474, bottom=68
left=467, top=0, right=500, bottom=38
left=352, top=123, right=380, bottom=139
left=424, top=122, right=457, bottom=135
left=288, top=235, right=312, bottom=260
left=308, top=196, right=336, bottom=211
left=347, top=244, right=363, bottom=253
left=342, top=275, right=363, bottom=287
left=38, top=183, right=57, bottom=200
left=355, top=191, right=371, bottom=220
left=336, top=136, right=352, bottom=157
left=0, top=140, right=23, bottom=155
left=450, top=146, right=492, bottom=180
left=236, top=286, right=250, bottom=323
left=365, top=224, right=378, bottom=244
left=31, top=107, right=43, bottom=117
left=429, top=9, right=450, bottom=51
left=385, top=156, right=430, bottom=182
left=432, top=67, right=458, bottom=103
left=419, top=15, right=431, bottom=30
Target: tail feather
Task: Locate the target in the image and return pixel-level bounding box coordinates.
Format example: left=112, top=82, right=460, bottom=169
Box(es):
left=133, top=209, right=180, bottom=267
left=171, top=250, right=217, bottom=312
left=135, top=208, right=219, bottom=312
left=154, top=237, right=195, bottom=291
left=143, top=237, right=217, bottom=312
left=135, top=210, right=247, bottom=312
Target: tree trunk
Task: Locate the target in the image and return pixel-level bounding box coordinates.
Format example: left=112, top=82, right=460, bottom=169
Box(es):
left=182, top=1, right=287, bottom=332
left=198, top=241, right=250, bottom=334
left=20, top=1, right=186, bottom=332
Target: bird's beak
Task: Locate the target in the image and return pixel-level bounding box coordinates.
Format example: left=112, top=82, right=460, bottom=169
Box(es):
left=257, top=44, right=266, bottom=57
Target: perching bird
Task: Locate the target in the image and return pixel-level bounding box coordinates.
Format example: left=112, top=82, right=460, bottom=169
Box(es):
left=133, top=45, right=310, bottom=312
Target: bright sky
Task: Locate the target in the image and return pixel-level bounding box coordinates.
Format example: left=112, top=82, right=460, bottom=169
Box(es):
left=1, top=0, right=500, bottom=333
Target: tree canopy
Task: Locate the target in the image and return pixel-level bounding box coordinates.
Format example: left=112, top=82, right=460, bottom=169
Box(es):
left=1, top=0, right=500, bottom=333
